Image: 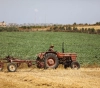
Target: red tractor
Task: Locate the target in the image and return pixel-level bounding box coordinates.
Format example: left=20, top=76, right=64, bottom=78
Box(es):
left=36, top=43, right=80, bottom=69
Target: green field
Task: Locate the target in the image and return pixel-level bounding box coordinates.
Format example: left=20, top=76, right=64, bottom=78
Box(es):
left=0, top=32, right=100, bottom=66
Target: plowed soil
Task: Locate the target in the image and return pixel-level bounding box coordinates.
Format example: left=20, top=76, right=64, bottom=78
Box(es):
left=0, top=66, right=100, bottom=88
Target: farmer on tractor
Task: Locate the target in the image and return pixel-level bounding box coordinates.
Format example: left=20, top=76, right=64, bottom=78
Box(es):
left=48, top=45, right=54, bottom=51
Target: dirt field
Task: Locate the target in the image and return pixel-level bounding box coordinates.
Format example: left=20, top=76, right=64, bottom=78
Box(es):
left=0, top=66, right=100, bottom=88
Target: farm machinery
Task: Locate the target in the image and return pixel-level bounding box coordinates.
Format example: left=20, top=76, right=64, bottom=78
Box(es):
left=36, top=42, right=80, bottom=69
left=0, top=56, right=36, bottom=72
left=0, top=43, right=80, bottom=72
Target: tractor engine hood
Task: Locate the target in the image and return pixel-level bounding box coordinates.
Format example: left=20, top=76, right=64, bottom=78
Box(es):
left=57, top=52, right=77, bottom=61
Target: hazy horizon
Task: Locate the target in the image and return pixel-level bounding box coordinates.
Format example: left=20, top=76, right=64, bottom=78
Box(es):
left=0, top=0, right=100, bottom=24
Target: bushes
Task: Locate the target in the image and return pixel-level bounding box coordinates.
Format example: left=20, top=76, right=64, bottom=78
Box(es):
left=80, top=28, right=99, bottom=34
left=66, top=26, right=72, bottom=31
left=0, top=25, right=100, bottom=34
left=97, top=29, right=100, bottom=34
left=0, top=27, right=5, bottom=32
left=0, top=27, right=19, bottom=32
left=87, top=28, right=95, bottom=34
left=73, top=27, right=78, bottom=32
left=49, top=26, right=100, bottom=34
left=20, top=26, right=42, bottom=29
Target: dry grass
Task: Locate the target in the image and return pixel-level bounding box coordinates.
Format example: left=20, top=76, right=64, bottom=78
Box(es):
left=74, top=25, right=100, bottom=30
left=0, top=66, right=100, bottom=88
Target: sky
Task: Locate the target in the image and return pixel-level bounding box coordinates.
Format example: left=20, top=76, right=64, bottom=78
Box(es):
left=0, top=0, right=100, bottom=24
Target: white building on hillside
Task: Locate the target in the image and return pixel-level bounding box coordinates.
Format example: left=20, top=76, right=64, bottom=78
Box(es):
left=0, top=21, right=6, bottom=26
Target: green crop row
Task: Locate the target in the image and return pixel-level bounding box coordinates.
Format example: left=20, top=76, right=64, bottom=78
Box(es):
left=0, top=32, right=100, bottom=66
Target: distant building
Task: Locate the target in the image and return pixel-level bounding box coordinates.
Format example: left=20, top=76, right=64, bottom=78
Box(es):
left=0, top=21, right=6, bottom=26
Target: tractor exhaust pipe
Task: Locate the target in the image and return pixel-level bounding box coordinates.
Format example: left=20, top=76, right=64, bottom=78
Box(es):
left=62, top=42, right=64, bottom=53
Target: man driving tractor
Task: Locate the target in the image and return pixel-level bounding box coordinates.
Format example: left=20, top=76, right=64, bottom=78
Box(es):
left=48, top=45, right=54, bottom=51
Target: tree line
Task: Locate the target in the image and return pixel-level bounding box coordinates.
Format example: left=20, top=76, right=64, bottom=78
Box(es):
left=0, top=22, right=100, bottom=34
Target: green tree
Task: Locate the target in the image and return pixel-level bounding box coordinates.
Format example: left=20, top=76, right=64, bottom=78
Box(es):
left=73, top=22, right=77, bottom=25
left=73, top=27, right=78, bottom=32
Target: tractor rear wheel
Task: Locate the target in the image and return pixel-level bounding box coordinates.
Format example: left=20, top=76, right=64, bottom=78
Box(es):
left=7, top=63, right=17, bottom=72
left=44, top=53, right=59, bottom=69
left=71, top=61, right=80, bottom=69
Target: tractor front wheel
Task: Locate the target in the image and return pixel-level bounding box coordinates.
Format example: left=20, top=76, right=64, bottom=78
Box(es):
left=44, top=53, right=59, bottom=69
left=71, top=61, right=80, bottom=69
left=7, top=63, right=17, bottom=72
